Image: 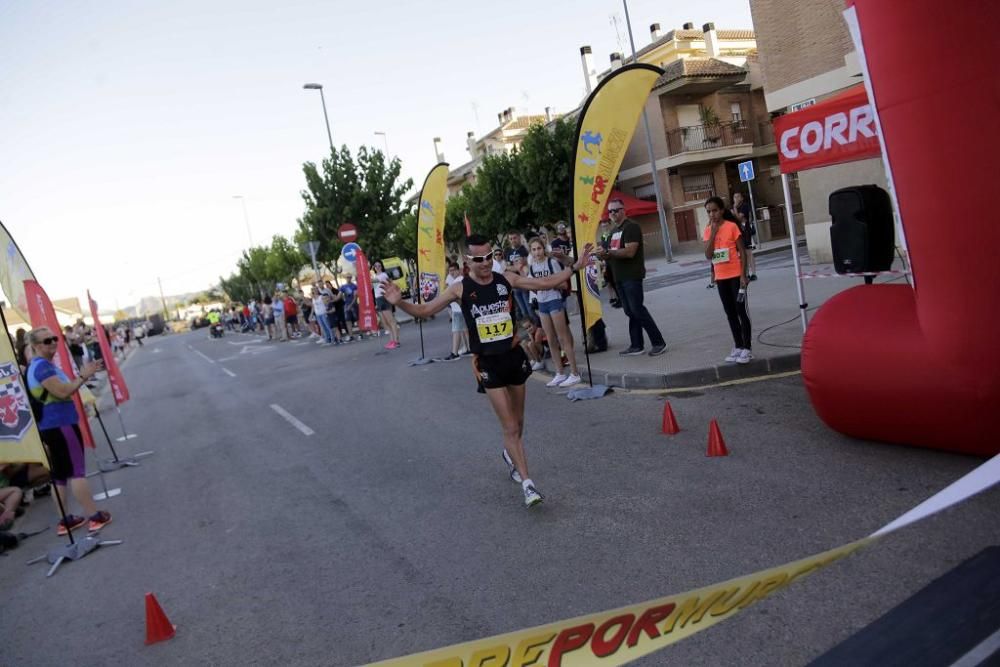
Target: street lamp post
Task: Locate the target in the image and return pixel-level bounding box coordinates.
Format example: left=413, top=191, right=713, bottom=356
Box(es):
left=622, top=0, right=674, bottom=262
left=232, top=195, right=253, bottom=246
left=303, top=83, right=334, bottom=154
left=374, top=130, right=389, bottom=155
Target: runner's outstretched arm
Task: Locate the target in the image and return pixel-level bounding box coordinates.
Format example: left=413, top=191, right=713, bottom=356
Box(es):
left=383, top=279, right=460, bottom=320
left=507, top=243, right=593, bottom=292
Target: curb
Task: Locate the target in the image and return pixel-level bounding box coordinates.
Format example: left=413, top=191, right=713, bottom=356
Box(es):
left=579, top=352, right=801, bottom=390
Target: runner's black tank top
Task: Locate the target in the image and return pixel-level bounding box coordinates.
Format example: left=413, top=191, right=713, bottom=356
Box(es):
left=460, top=273, right=518, bottom=356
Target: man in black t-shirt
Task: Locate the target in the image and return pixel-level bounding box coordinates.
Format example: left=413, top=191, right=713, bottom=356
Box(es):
left=550, top=223, right=573, bottom=258
left=594, top=198, right=667, bottom=357
left=505, top=231, right=537, bottom=326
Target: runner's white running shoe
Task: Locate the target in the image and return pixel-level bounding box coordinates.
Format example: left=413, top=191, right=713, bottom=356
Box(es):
left=737, top=349, right=753, bottom=364
left=502, top=450, right=522, bottom=483
left=725, top=347, right=741, bottom=362
left=522, top=482, right=543, bottom=508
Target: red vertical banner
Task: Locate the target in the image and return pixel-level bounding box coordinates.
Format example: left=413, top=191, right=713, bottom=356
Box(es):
left=464, top=211, right=472, bottom=237
left=23, top=280, right=96, bottom=448
left=354, top=249, right=378, bottom=333
left=87, top=291, right=130, bottom=405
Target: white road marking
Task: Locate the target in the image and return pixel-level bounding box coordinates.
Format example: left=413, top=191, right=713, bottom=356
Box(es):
left=192, top=349, right=215, bottom=364
left=240, top=345, right=274, bottom=355
left=221, top=367, right=236, bottom=377
left=228, top=339, right=260, bottom=346
left=294, top=341, right=310, bottom=347
left=269, top=404, right=314, bottom=436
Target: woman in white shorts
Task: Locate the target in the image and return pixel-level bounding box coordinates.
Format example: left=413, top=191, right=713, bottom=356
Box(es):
left=527, top=238, right=581, bottom=388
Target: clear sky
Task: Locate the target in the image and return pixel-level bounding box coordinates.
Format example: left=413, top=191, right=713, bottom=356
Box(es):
left=0, top=0, right=752, bottom=312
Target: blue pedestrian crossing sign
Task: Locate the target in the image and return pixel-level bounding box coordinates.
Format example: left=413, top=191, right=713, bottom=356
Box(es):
left=341, top=242, right=360, bottom=263
left=738, top=160, right=755, bottom=182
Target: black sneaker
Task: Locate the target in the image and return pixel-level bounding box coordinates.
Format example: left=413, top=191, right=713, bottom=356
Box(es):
left=649, top=343, right=667, bottom=357
left=442, top=353, right=460, bottom=362
left=619, top=347, right=644, bottom=356
left=749, top=274, right=758, bottom=281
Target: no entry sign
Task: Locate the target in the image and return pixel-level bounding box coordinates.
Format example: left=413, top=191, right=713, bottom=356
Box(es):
left=338, top=223, right=357, bottom=242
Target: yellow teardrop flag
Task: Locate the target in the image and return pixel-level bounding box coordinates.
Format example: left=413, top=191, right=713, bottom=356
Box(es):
left=415, top=163, right=450, bottom=303
left=572, top=64, right=664, bottom=331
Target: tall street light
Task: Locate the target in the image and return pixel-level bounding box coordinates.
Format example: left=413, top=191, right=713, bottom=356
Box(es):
left=232, top=195, right=253, bottom=246
left=374, top=130, right=389, bottom=155
left=303, top=83, right=334, bottom=154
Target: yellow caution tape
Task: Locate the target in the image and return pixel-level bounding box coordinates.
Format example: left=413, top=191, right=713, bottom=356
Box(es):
left=366, top=454, right=1000, bottom=667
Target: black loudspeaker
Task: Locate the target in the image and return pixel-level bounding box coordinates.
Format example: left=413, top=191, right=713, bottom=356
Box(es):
left=829, top=185, right=894, bottom=274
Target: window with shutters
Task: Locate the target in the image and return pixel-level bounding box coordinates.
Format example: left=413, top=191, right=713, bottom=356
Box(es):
left=681, top=173, right=715, bottom=203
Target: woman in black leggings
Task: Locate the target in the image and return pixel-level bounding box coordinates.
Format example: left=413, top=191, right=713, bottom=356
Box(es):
left=703, top=196, right=752, bottom=364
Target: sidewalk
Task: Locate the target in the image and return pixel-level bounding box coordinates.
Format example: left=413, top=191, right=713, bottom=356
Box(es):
left=547, top=242, right=907, bottom=390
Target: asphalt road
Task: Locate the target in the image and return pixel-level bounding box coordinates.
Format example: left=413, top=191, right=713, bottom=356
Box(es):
left=1, top=326, right=996, bottom=666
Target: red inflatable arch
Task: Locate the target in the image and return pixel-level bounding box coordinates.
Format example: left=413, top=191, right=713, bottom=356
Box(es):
left=799, top=0, right=1000, bottom=456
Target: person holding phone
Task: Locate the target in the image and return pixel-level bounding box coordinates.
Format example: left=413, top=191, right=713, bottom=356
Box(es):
left=704, top=196, right=752, bottom=364
left=26, top=327, right=111, bottom=535
left=382, top=234, right=593, bottom=509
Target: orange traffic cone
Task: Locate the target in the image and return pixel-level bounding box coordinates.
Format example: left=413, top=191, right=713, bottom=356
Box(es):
left=706, top=419, right=729, bottom=457
left=661, top=401, right=680, bottom=435
left=145, top=593, right=176, bottom=645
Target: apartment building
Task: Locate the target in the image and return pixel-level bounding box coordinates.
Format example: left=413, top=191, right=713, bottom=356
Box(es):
left=446, top=107, right=554, bottom=196
left=748, top=0, right=886, bottom=263
left=588, top=22, right=789, bottom=258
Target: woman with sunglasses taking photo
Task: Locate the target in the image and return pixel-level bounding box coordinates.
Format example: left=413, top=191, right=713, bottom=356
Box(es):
left=25, top=327, right=111, bottom=535
left=383, top=234, right=593, bottom=509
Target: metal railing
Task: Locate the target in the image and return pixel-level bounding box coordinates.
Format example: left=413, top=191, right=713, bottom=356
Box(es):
left=666, top=120, right=753, bottom=155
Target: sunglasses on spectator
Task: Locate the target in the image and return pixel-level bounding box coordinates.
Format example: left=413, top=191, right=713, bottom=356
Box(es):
left=39, top=336, right=59, bottom=345
left=466, top=251, right=494, bottom=263
left=608, top=207, right=625, bottom=213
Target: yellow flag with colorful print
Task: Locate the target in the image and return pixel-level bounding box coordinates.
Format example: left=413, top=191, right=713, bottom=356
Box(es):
left=415, top=163, right=449, bottom=304
left=0, top=315, right=48, bottom=468
left=572, top=64, right=663, bottom=330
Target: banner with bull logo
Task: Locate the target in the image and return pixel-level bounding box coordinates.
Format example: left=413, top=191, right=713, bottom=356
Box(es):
left=87, top=291, right=130, bottom=405
left=355, top=249, right=379, bottom=333
left=23, top=280, right=96, bottom=449
left=415, top=163, right=449, bottom=305
left=0, top=326, right=46, bottom=466
left=571, top=64, right=664, bottom=330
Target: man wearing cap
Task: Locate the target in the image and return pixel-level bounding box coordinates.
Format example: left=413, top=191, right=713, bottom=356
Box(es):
left=550, top=223, right=573, bottom=258
left=594, top=198, right=667, bottom=357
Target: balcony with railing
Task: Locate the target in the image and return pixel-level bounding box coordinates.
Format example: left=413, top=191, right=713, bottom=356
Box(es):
left=665, top=120, right=755, bottom=167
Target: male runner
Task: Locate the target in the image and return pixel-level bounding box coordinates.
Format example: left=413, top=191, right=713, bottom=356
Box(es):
left=383, top=234, right=592, bottom=508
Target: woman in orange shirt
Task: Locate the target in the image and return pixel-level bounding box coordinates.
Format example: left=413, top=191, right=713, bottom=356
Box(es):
left=703, top=196, right=752, bottom=364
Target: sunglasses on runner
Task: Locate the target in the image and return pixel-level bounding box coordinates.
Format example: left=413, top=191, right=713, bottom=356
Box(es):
left=39, top=336, right=59, bottom=345
left=608, top=207, right=625, bottom=214
left=466, top=252, right=493, bottom=263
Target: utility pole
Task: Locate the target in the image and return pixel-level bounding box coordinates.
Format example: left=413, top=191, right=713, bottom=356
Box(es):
left=157, top=277, right=169, bottom=320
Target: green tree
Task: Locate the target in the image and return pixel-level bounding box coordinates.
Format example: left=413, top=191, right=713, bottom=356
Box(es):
left=468, top=152, right=533, bottom=244
left=388, top=207, right=418, bottom=261
left=297, top=146, right=413, bottom=266
left=517, top=118, right=576, bottom=226
left=264, top=235, right=307, bottom=287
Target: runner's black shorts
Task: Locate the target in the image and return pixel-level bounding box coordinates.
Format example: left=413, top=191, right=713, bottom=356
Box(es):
left=474, top=346, right=532, bottom=390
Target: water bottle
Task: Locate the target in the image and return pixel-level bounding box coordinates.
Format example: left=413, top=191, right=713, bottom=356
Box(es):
left=737, top=287, right=747, bottom=304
